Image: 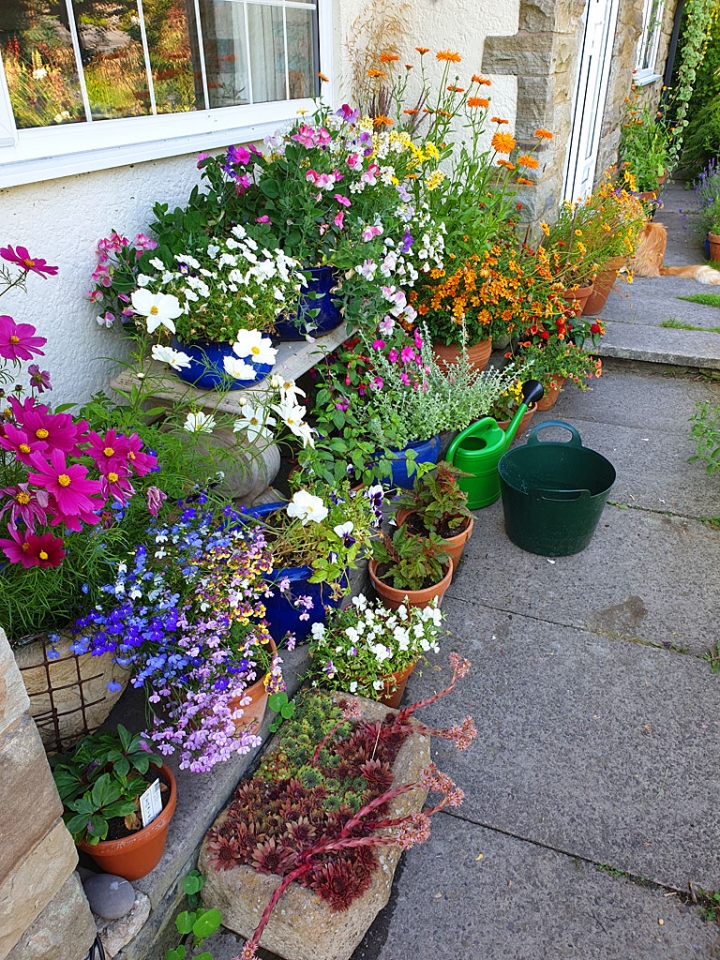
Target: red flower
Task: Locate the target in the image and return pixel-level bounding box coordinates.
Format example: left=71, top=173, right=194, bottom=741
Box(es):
left=0, top=245, right=58, bottom=277
left=590, top=322, right=602, bottom=335
left=0, top=527, right=65, bottom=568
left=27, top=449, right=104, bottom=519
left=0, top=316, right=47, bottom=362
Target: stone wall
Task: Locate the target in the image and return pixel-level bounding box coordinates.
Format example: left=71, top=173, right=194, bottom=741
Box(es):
left=0, top=628, right=95, bottom=960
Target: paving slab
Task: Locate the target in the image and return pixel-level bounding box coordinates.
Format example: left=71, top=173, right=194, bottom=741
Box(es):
left=399, top=611, right=720, bottom=892
left=595, top=278, right=720, bottom=330
left=596, top=321, right=720, bottom=370
left=450, top=502, right=718, bottom=655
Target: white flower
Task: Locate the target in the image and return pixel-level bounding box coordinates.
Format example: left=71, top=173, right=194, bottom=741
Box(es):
left=286, top=489, right=328, bottom=525
left=270, top=375, right=306, bottom=405
left=272, top=400, right=315, bottom=448
left=333, top=521, right=354, bottom=539
left=136, top=273, right=151, bottom=287
left=131, top=289, right=183, bottom=335
left=373, top=679, right=385, bottom=690
left=176, top=253, right=201, bottom=270
left=223, top=356, right=257, bottom=381
left=233, top=403, right=275, bottom=442
left=151, top=344, right=192, bottom=370
left=183, top=411, right=216, bottom=434
left=233, top=329, right=278, bottom=366
left=149, top=257, right=165, bottom=271
left=352, top=594, right=368, bottom=609
left=311, top=622, right=326, bottom=639
left=207, top=244, right=220, bottom=259
left=349, top=681, right=358, bottom=693
left=345, top=627, right=359, bottom=643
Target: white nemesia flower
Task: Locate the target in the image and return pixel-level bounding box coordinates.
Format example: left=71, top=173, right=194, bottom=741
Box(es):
left=131, top=289, right=183, bottom=334
left=373, top=679, right=385, bottom=690
left=286, top=489, right=328, bottom=525
left=345, top=627, right=359, bottom=642
left=136, top=273, right=151, bottom=287
left=233, top=329, right=278, bottom=366
left=183, top=411, right=216, bottom=434
left=151, top=344, right=192, bottom=370
left=223, top=356, right=257, bottom=381
left=149, top=257, right=165, bottom=270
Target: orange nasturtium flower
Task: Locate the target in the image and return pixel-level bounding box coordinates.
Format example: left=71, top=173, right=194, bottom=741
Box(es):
left=518, top=154, right=539, bottom=169
left=535, top=128, right=554, bottom=139
left=436, top=50, right=462, bottom=63
left=491, top=131, right=516, bottom=154
left=467, top=97, right=489, bottom=109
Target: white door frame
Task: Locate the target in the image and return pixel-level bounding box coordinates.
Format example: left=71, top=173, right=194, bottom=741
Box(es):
left=563, top=0, right=620, bottom=201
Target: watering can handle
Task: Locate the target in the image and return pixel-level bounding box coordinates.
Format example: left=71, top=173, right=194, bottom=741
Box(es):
left=446, top=416, right=499, bottom=463
left=525, top=420, right=584, bottom=448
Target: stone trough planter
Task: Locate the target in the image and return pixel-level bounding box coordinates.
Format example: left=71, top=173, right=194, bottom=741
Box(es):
left=198, top=695, right=431, bottom=960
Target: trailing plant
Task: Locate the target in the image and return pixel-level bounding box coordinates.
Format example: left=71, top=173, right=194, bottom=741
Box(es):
left=307, top=592, right=444, bottom=700
left=204, top=655, right=476, bottom=960
left=371, top=523, right=451, bottom=591
left=50, top=723, right=164, bottom=846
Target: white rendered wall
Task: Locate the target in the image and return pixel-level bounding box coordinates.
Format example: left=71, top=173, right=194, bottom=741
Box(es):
left=0, top=0, right=520, bottom=406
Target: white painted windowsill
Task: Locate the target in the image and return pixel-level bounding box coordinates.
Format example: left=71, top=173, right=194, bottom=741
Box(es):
left=633, top=72, right=663, bottom=87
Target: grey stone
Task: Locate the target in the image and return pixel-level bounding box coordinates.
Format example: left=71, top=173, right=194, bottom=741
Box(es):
left=96, top=891, right=151, bottom=959
left=596, top=320, right=720, bottom=370
left=83, top=874, right=136, bottom=920
left=6, top=873, right=95, bottom=960
left=198, top=696, right=431, bottom=960
left=448, top=502, right=718, bottom=655
left=0, top=628, right=29, bottom=735
left=400, top=610, right=720, bottom=892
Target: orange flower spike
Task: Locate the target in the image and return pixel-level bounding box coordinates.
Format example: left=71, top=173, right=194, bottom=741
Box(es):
left=436, top=50, right=462, bottom=63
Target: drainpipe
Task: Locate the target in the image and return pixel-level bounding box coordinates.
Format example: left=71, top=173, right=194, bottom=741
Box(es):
left=664, top=0, right=686, bottom=88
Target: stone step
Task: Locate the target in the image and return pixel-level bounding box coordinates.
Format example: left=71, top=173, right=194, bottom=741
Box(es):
left=595, top=320, right=720, bottom=370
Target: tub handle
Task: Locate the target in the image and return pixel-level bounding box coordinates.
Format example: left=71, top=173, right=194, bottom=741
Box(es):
left=525, top=420, right=583, bottom=448
left=530, top=488, right=591, bottom=502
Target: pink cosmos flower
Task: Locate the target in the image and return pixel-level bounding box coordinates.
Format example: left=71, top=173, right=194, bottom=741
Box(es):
left=27, top=364, right=51, bottom=394
left=100, top=468, right=135, bottom=504
left=334, top=193, right=351, bottom=208
left=28, top=449, right=104, bottom=519
left=0, top=526, right=65, bottom=568
left=0, top=423, right=48, bottom=465
left=0, top=245, right=58, bottom=277
left=124, top=434, right=157, bottom=477
left=0, top=483, right=49, bottom=531
left=333, top=211, right=345, bottom=229
left=9, top=398, right=83, bottom=455
left=86, top=429, right=130, bottom=475
left=0, top=316, right=47, bottom=362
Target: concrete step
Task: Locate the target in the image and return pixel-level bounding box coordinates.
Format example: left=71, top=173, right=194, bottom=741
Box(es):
left=595, top=320, right=720, bottom=370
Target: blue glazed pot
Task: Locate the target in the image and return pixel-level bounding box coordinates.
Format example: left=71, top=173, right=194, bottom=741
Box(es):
left=373, top=435, right=442, bottom=489
left=274, top=266, right=343, bottom=341
left=245, top=502, right=345, bottom=643
left=170, top=337, right=272, bottom=391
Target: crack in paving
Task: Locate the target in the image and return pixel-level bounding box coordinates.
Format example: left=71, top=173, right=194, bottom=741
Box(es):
left=607, top=500, right=715, bottom=524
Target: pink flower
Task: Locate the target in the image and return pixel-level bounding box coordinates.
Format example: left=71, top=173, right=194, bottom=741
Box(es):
left=316, top=127, right=332, bottom=147
left=133, top=233, right=157, bottom=253
left=361, top=225, right=383, bottom=242
left=255, top=215, right=272, bottom=224
left=86, top=429, right=130, bottom=475
left=146, top=486, right=167, bottom=517
left=372, top=376, right=384, bottom=390
left=9, top=398, right=83, bottom=455
left=400, top=372, right=410, bottom=385
left=0, top=483, right=49, bottom=531
left=334, top=193, right=351, bottom=207
left=0, top=527, right=65, bottom=568
left=27, top=364, right=51, bottom=394
left=27, top=449, right=104, bottom=519
left=401, top=346, right=416, bottom=363
left=372, top=339, right=385, bottom=350
left=378, top=315, right=395, bottom=335
left=388, top=349, right=398, bottom=363
left=227, top=144, right=251, bottom=165
left=346, top=153, right=363, bottom=171
left=0, top=316, right=47, bottom=362
left=197, top=152, right=209, bottom=168
left=100, top=468, right=135, bottom=504
left=0, top=245, right=58, bottom=277
left=0, top=423, right=48, bottom=465
left=333, top=211, right=345, bottom=229
left=361, top=164, right=379, bottom=186
left=292, top=124, right=316, bottom=148
left=124, top=434, right=157, bottom=477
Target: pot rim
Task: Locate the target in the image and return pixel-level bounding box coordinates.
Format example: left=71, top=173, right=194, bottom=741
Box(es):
left=368, top=556, right=454, bottom=599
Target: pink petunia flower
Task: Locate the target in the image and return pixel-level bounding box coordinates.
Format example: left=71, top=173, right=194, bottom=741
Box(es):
left=401, top=346, right=416, bottom=363
left=0, top=316, right=47, bottom=362
left=372, top=339, right=385, bottom=350
left=0, top=245, right=58, bottom=277
left=28, top=449, right=104, bottom=519
left=388, top=349, right=398, bottom=363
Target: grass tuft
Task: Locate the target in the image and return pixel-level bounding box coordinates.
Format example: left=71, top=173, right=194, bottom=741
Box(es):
left=660, top=317, right=720, bottom=333
left=677, top=293, right=720, bottom=308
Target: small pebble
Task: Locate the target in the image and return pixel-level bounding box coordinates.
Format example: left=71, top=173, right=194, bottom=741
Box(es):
left=658, top=918, right=664, bottom=926
left=83, top=873, right=136, bottom=920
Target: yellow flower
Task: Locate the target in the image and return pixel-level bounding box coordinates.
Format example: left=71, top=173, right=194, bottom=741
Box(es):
left=540, top=222, right=550, bottom=236
left=425, top=170, right=446, bottom=190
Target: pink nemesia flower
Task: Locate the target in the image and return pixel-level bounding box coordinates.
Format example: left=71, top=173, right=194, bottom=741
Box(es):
left=27, top=449, right=104, bottom=519
left=0, top=245, right=58, bottom=277
left=0, top=316, right=47, bottom=362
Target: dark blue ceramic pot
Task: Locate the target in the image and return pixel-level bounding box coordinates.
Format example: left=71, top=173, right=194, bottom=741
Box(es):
left=170, top=337, right=272, bottom=390
left=372, top=435, right=442, bottom=489
left=274, top=266, right=343, bottom=341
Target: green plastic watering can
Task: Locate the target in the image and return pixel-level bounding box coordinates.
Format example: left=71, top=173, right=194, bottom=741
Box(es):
left=446, top=380, right=545, bottom=509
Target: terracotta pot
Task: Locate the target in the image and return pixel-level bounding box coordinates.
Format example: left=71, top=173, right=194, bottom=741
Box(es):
left=432, top=338, right=492, bottom=373
left=368, top=558, right=453, bottom=611
left=535, top=378, right=566, bottom=411
left=708, top=232, right=720, bottom=262
left=395, top=509, right=474, bottom=569
left=583, top=257, right=625, bottom=316
left=78, top=764, right=177, bottom=881
left=228, top=638, right=277, bottom=734
left=496, top=405, right=537, bottom=442
left=560, top=284, right=594, bottom=316
left=378, top=660, right=417, bottom=709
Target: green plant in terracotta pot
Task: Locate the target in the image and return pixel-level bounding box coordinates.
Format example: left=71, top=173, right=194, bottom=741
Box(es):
left=369, top=524, right=452, bottom=610
left=50, top=723, right=176, bottom=881
left=307, top=592, right=444, bottom=707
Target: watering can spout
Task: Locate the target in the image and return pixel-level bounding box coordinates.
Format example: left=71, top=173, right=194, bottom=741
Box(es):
left=502, top=380, right=544, bottom=450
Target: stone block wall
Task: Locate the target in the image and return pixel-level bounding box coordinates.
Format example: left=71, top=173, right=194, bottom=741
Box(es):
left=0, top=627, right=96, bottom=960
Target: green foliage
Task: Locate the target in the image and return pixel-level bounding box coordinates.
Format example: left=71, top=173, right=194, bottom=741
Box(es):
left=372, top=525, right=451, bottom=592
left=393, top=461, right=473, bottom=534
left=700, top=640, right=720, bottom=673
left=267, top=691, right=296, bottom=732
left=619, top=95, right=672, bottom=193
left=689, top=400, right=720, bottom=473
left=51, top=724, right=164, bottom=846
left=677, top=293, right=720, bottom=308
left=164, top=873, right=221, bottom=960
left=697, top=887, right=720, bottom=923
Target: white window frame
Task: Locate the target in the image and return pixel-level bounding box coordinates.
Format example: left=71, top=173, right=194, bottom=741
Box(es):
left=0, top=0, right=333, bottom=189
left=634, top=0, right=666, bottom=85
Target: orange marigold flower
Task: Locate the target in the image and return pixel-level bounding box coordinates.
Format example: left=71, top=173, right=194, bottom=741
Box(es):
left=436, top=50, right=462, bottom=63
left=373, top=115, right=394, bottom=126
left=491, top=116, right=509, bottom=124
left=367, top=68, right=388, bottom=78
left=491, top=131, right=516, bottom=154
left=317, top=72, right=329, bottom=82
left=467, top=97, right=489, bottom=109
left=447, top=85, right=465, bottom=92
left=535, top=128, right=553, bottom=139
left=379, top=53, right=400, bottom=63
left=437, top=109, right=453, bottom=118
left=518, top=154, right=539, bottom=169
left=517, top=177, right=534, bottom=185
left=404, top=108, right=419, bottom=115
left=416, top=46, right=430, bottom=54
left=472, top=74, right=492, bottom=85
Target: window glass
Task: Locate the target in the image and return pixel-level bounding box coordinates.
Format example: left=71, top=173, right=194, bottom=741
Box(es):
left=247, top=3, right=286, bottom=103
left=199, top=0, right=250, bottom=107
left=145, top=0, right=201, bottom=114
left=286, top=6, right=316, bottom=100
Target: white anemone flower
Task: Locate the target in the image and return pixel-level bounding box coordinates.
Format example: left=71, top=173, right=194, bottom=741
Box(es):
left=151, top=344, right=192, bottom=370
left=233, top=403, right=275, bottom=442
left=131, top=289, right=183, bottom=334
left=223, top=356, right=257, bottom=381
left=183, top=411, right=216, bottom=434
left=233, top=329, right=278, bottom=366
left=286, top=490, right=328, bottom=525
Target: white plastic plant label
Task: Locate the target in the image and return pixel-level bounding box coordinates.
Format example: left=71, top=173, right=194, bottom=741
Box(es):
left=140, top=779, right=163, bottom=828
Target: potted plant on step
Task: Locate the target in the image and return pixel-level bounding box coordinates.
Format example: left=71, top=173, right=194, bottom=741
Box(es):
left=307, top=592, right=445, bottom=707
left=393, top=462, right=475, bottom=567
left=369, top=524, right=453, bottom=610
left=51, top=724, right=176, bottom=881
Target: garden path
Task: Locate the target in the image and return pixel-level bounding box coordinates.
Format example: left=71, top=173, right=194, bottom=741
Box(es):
left=201, top=194, right=720, bottom=960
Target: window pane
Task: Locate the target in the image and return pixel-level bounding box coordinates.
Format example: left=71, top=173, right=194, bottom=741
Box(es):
left=73, top=0, right=152, bottom=119
left=199, top=0, right=250, bottom=107
left=0, top=0, right=84, bottom=128
left=247, top=3, right=285, bottom=103
left=286, top=6, right=316, bottom=100
left=144, top=0, right=202, bottom=113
